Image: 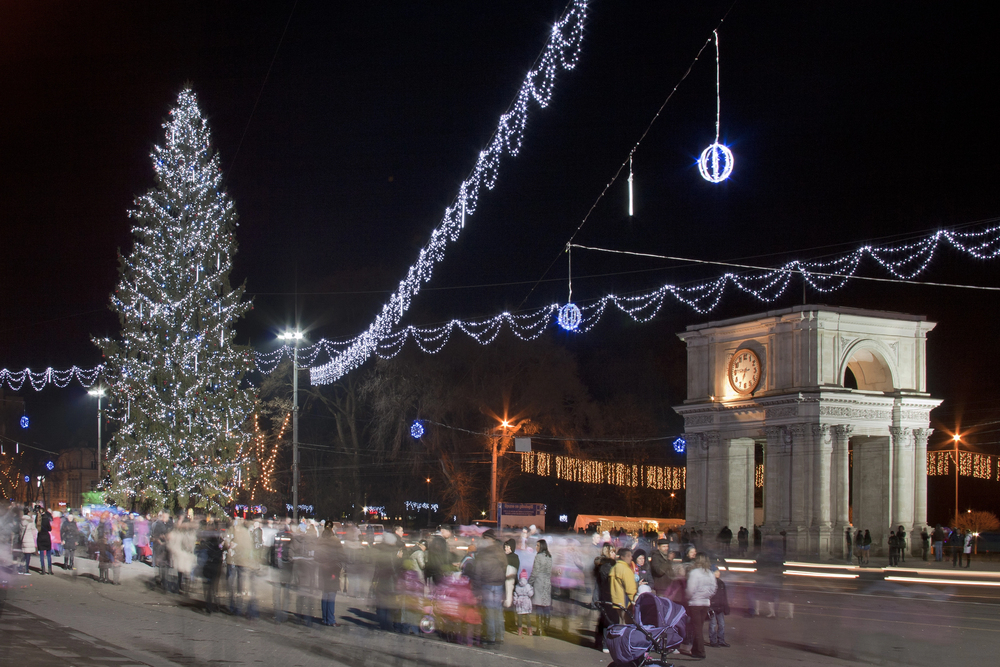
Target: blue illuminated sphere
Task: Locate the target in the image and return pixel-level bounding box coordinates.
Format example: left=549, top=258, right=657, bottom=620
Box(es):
left=673, top=437, right=687, bottom=454
left=411, top=420, right=425, bottom=439
left=46, top=460, right=55, bottom=471
left=557, top=303, right=582, bottom=331
left=20, top=415, right=29, bottom=429
left=698, top=142, right=734, bottom=183
left=24, top=475, right=30, bottom=483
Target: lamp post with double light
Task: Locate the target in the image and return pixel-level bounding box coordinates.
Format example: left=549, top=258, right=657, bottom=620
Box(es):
left=278, top=330, right=304, bottom=522
left=87, top=387, right=106, bottom=485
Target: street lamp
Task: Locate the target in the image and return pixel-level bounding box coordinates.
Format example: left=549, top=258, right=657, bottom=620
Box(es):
left=952, top=433, right=961, bottom=528
left=87, top=386, right=106, bottom=485
left=278, top=330, right=304, bottom=522
left=426, top=477, right=432, bottom=527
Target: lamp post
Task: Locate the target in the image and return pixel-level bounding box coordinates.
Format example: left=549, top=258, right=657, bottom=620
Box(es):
left=952, top=433, right=961, bottom=528
left=490, top=419, right=516, bottom=523
left=426, top=477, right=432, bottom=527
left=279, top=330, right=304, bottom=522
left=87, top=387, right=106, bottom=485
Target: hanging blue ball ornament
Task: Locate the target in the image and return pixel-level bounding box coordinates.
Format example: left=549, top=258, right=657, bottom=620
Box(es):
left=410, top=420, right=425, bottom=439
left=697, top=142, right=734, bottom=183
left=19, top=415, right=29, bottom=429
left=673, top=436, right=687, bottom=454
left=557, top=303, right=582, bottom=331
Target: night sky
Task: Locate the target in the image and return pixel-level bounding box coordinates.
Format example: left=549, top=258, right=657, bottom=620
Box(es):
left=2, top=2, right=999, bottom=519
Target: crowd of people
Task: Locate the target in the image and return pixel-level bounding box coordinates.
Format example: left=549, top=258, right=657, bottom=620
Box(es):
left=0, top=500, right=985, bottom=658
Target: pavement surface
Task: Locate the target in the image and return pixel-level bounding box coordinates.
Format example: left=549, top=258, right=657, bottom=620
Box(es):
left=2, top=552, right=1000, bottom=667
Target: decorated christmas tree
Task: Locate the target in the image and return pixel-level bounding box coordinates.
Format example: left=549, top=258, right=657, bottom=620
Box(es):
left=95, top=88, right=255, bottom=515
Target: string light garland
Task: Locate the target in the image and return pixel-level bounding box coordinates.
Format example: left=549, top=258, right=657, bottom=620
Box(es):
left=697, top=30, right=734, bottom=183
left=309, top=0, right=588, bottom=386
left=6, top=223, right=1000, bottom=390
left=927, top=450, right=998, bottom=481
left=521, top=450, right=687, bottom=490
left=327, top=223, right=1000, bottom=363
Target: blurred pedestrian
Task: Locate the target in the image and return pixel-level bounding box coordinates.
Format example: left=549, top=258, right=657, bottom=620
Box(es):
left=685, top=553, right=717, bottom=660
left=932, top=525, right=945, bottom=561
left=963, top=530, right=973, bottom=568
left=513, top=569, right=534, bottom=636
left=475, top=530, right=508, bottom=645
left=36, top=507, right=54, bottom=575
left=708, top=565, right=730, bottom=648
left=19, top=508, right=38, bottom=575
left=529, top=539, right=553, bottom=637
left=61, top=514, right=79, bottom=571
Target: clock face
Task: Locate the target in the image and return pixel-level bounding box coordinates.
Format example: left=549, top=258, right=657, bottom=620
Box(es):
left=728, top=348, right=761, bottom=395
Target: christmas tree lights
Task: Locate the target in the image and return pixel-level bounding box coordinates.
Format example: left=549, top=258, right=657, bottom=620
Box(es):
left=94, top=88, right=256, bottom=516
left=309, top=0, right=588, bottom=385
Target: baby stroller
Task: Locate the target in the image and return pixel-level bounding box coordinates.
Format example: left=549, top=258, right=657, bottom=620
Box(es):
left=598, top=592, right=688, bottom=667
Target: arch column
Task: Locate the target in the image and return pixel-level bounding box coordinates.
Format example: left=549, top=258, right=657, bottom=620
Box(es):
left=833, top=424, right=853, bottom=557
left=812, top=424, right=833, bottom=554
left=911, top=427, right=930, bottom=555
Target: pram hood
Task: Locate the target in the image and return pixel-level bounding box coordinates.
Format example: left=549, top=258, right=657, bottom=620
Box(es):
left=604, top=593, right=688, bottom=667
left=633, top=591, right=687, bottom=630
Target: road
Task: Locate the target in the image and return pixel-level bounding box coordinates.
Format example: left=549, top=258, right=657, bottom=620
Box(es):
left=2, top=555, right=999, bottom=667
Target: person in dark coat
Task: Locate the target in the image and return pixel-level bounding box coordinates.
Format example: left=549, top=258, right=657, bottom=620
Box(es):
left=475, top=530, right=509, bottom=645
left=708, top=568, right=731, bottom=647
left=36, top=509, right=54, bottom=575
left=201, top=530, right=224, bottom=613
left=373, top=533, right=402, bottom=631
left=61, top=515, right=79, bottom=570
left=593, top=543, right=617, bottom=652
left=316, top=531, right=346, bottom=626
left=650, top=539, right=675, bottom=596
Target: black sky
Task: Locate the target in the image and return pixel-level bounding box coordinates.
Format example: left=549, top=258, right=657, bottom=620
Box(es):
left=2, top=2, right=1000, bottom=518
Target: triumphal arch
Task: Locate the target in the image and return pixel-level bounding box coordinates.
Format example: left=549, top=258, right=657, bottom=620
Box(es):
left=674, top=305, right=940, bottom=557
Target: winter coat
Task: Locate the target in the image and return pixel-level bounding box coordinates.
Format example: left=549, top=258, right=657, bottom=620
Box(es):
left=709, top=578, right=730, bottom=615
left=529, top=552, right=553, bottom=606
left=964, top=533, right=974, bottom=554
left=609, top=560, right=637, bottom=607
left=36, top=513, right=53, bottom=551
left=513, top=578, right=534, bottom=614
left=473, top=541, right=508, bottom=587
left=650, top=550, right=674, bottom=593
left=19, top=515, right=38, bottom=554
left=505, top=551, right=519, bottom=607
left=685, top=567, right=717, bottom=607
left=61, top=519, right=79, bottom=550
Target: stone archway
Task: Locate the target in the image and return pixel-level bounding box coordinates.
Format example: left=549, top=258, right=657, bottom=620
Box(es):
left=674, top=305, right=940, bottom=558
left=841, top=339, right=898, bottom=391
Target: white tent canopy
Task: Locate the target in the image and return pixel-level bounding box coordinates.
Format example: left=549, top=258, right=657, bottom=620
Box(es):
left=573, top=514, right=685, bottom=534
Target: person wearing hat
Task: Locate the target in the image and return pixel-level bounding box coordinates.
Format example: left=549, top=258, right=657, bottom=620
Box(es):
left=650, top=538, right=675, bottom=596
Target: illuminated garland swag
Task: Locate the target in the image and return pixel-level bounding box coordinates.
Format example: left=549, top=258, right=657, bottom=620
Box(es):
left=94, top=89, right=256, bottom=515
left=5, top=223, right=1000, bottom=390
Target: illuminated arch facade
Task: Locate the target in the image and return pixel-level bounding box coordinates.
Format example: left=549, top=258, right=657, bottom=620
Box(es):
left=674, top=305, right=940, bottom=557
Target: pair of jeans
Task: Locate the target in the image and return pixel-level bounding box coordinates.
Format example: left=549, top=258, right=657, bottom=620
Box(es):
left=481, top=584, right=504, bottom=642
left=708, top=610, right=726, bottom=644
left=64, top=546, right=75, bottom=569
left=322, top=590, right=337, bottom=625
left=39, top=550, right=52, bottom=572
left=933, top=541, right=943, bottom=561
